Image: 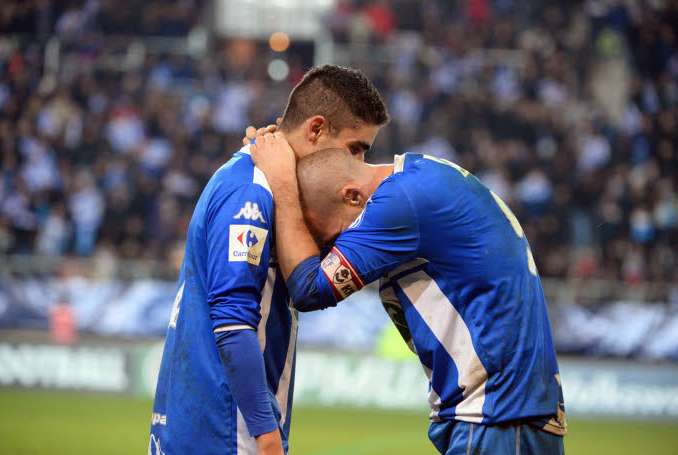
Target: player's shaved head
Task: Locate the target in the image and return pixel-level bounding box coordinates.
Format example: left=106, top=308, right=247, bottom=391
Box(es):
left=295, top=147, right=394, bottom=245
left=297, top=148, right=365, bottom=217
left=295, top=148, right=374, bottom=244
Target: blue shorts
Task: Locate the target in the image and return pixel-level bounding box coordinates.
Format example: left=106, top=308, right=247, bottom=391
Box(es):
left=428, top=420, right=564, bottom=455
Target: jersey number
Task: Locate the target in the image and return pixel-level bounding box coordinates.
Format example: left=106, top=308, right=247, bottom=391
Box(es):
left=168, top=282, right=185, bottom=329
left=426, top=155, right=538, bottom=276
left=490, top=191, right=538, bottom=276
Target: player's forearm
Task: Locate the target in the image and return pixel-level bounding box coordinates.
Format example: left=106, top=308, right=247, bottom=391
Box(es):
left=271, top=193, right=340, bottom=311
left=214, top=329, right=279, bottom=438
left=256, top=429, right=284, bottom=455
left=286, top=256, right=338, bottom=311
left=248, top=132, right=318, bottom=279
left=271, top=180, right=320, bottom=280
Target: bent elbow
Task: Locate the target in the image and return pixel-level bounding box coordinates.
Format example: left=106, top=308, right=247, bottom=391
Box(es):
left=290, top=292, right=329, bottom=312
left=287, top=256, right=339, bottom=312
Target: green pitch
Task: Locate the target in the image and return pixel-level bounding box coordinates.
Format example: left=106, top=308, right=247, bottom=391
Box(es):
left=1, top=389, right=677, bottom=455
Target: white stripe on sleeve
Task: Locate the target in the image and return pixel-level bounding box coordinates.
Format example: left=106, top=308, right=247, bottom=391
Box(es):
left=275, top=304, right=298, bottom=427
left=257, top=267, right=276, bottom=351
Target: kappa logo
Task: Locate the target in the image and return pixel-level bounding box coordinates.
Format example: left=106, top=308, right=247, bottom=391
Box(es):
left=234, top=201, right=266, bottom=223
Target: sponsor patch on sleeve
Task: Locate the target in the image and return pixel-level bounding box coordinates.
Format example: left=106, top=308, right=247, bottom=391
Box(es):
left=229, top=224, right=268, bottom=266
left=320, top=247, right=365, bottom=299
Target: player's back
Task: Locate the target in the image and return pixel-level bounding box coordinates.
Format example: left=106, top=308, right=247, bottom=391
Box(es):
left=380, top=154, right=564, bottom=431
left=150, top=147, right=296, bottom=455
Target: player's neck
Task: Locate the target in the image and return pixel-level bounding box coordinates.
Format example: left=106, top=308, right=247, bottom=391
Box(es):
left=367, top=164, right=394, bottom=194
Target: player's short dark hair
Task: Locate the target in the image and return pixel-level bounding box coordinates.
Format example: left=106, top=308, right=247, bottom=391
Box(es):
left=279, top=65, right=389, bottom=133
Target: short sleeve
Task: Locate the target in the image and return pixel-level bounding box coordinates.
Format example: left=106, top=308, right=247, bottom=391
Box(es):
left=206, top=182, right=273, bottom=330
left=319, top=177, right=420, bottom=301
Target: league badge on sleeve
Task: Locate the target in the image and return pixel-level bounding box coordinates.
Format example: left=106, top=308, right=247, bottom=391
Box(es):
left=320, top=247, right=364, bottom=299
left=229, top=224, right=268, bottom=266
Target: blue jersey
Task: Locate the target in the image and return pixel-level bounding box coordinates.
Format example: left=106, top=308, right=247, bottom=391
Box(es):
left=150, top=146, right=297, bottom=455
left=317, top=154, right=565, bottom=432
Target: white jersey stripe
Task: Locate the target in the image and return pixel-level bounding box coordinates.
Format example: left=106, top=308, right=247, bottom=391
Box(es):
left=236, top=144, right=272, bottom=194
left=275, top=304, right=298, bottom=426
left=253, top=167, right=272, bottom=194
left=423, top=365, right=442, bottom=422
left=236, top=408, right=257, bottom=454
left=214, top=325, right=255, bottom=333
left=394, top=154, right=406, bottom=173
left=399, top=270, right=487, bottom=423
left=257, top=267, right=276, bottom=351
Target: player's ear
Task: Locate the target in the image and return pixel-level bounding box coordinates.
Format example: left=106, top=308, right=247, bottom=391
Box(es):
left=306, top=116, right=328, bottom=144
left=341, top=185, right=366, bottom=208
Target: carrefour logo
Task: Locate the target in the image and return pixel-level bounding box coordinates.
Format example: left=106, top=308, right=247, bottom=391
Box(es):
left=229, top=224, right=268, bottom=266
left=236, top=229, right=259, bottom=248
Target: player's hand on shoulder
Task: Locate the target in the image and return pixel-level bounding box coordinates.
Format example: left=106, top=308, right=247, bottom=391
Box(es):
left=242, top=118, right=282, bottom=146
left=250, top=132, right=296, bottom=189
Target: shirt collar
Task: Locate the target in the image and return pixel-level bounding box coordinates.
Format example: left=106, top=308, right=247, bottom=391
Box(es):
left=393, top=154, right=406, bottom=174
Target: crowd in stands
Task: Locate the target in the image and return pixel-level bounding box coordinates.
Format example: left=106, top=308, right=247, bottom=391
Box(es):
left=0, top=0, right=676, bottom=288
left=0, top=0, right=202, bottom=37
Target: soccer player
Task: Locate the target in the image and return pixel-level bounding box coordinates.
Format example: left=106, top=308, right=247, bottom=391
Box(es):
left=250, top=135, right=567, bottom=454
left=149, top=66, right=388, bottom=455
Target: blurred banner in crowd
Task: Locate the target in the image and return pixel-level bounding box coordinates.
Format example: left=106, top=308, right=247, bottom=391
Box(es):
left=2, top=339, right=678, bottom=420
left=1, top=0, right=676, bottom=285
left=1, top=269, right=678, bottom=361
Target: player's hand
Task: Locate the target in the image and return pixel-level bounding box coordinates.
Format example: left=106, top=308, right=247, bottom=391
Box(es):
left=242, top=118, right=282, bottom=146
left=250, top=132, right=297, bottom=190
left=255, top=428, right=284, bottom=455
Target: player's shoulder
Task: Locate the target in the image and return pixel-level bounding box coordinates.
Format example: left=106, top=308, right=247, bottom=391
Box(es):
left=373, top=153, right=431, bottom=201
left=355, top=157, right=420, bottom=227
left=210, top=145, right=273, bottom=198
left=399, top=153, right=467, bottom=177
left=198, top=146, right=274, bottom=226
left=385, top=153, right=470, bottom=212
left=398, top=153, right=476, bottom=192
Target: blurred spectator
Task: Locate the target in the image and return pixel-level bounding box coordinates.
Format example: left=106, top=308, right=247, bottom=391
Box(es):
left=69, top=170, right=104, bottom=256
left=36, top=202, right=70, bottom=255
left=0, top=0, right=675, bottom=294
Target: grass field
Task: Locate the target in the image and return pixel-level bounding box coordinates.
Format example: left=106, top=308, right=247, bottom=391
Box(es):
left=1, top=389, right=677, bottom=455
